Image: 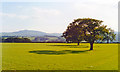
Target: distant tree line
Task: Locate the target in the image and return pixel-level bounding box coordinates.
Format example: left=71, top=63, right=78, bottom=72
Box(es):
left=1, top=37, right=66, bottom=43
left=2, top=37, right=31, bottom=43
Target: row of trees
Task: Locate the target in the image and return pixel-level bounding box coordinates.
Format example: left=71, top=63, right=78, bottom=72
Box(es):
left=2, top=37, right=31, bottom=43
left=62, top=18, right=116, bottom=50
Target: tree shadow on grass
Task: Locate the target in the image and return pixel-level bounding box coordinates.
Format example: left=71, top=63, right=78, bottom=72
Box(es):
left=29, top=50, right=89, bottom=55
left=47, top=45, right=89, bottom=48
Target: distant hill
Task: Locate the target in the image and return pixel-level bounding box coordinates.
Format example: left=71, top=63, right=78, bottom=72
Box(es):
left=0, top=30, right=62, bottom=37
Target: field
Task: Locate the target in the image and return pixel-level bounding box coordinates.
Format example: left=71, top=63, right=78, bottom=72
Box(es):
left=1, top=43, right=118, bottom=70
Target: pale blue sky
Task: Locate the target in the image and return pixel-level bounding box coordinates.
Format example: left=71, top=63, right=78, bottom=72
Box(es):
left=0, top=0, right=119, bottom=33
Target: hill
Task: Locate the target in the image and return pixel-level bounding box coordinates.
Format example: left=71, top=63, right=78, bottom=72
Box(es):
left=0, top=30, right=62, bottom=37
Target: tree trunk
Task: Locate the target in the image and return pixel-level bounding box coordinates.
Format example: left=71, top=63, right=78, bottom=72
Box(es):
left=77, top=41, right=80, bottom=45
left=107, top=39, right=109, bottom=43
left=90, top=42, right=93, bottom=50
left=107, top=35, right=109, bottom=43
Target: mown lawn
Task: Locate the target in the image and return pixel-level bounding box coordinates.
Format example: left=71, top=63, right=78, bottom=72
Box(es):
left=1, top=43, right=118, bottom=70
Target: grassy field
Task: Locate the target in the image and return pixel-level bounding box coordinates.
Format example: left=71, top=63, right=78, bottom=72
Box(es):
left=1, top=43, right=118, bottom=70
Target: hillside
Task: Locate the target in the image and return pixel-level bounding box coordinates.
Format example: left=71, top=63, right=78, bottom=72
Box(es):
left=0, top=30, right=62, bottom=37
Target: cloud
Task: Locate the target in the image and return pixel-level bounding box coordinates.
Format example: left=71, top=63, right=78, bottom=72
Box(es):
left=17, top=6, right=23, bottom=8
left=32, top=7, right=61, bottom=16
left=0, top=12, right=29, bottom=19
left=71, top=1, right=118, bottom=31
left=17, top=15, right=29, bottom=19
left=0, top=12, right=16, bottom=17
left=0, top=7, right=61, bottom=20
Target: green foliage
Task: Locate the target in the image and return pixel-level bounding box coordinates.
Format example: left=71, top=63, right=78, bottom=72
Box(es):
left=101, top=28, right=116, bottom=43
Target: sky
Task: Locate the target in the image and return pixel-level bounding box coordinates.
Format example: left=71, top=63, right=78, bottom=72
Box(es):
left=0, top=0, right=119, bottom=33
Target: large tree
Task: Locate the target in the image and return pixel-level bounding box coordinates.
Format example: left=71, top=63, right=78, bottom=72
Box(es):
left=62, top=18, right=115, bottom=50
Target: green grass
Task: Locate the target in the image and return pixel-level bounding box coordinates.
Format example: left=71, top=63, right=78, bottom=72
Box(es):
left=1, top=43, right=118, bottom=70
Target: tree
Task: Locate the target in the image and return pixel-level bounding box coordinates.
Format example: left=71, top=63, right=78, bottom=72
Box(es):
left=102, top=28, right=116, bottom=43
left=62, top=18, right=115, bottom=50
left=4, top=37, right=14, bottom=42
left=23, top=38, right=31, bottom=43
left=62, top=21, right=84, bottom=45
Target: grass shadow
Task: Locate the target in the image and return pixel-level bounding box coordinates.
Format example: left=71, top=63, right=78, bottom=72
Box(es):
left=47, top=45, right=89, bottom=48
left=29, top=50, right=89, bottom=55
